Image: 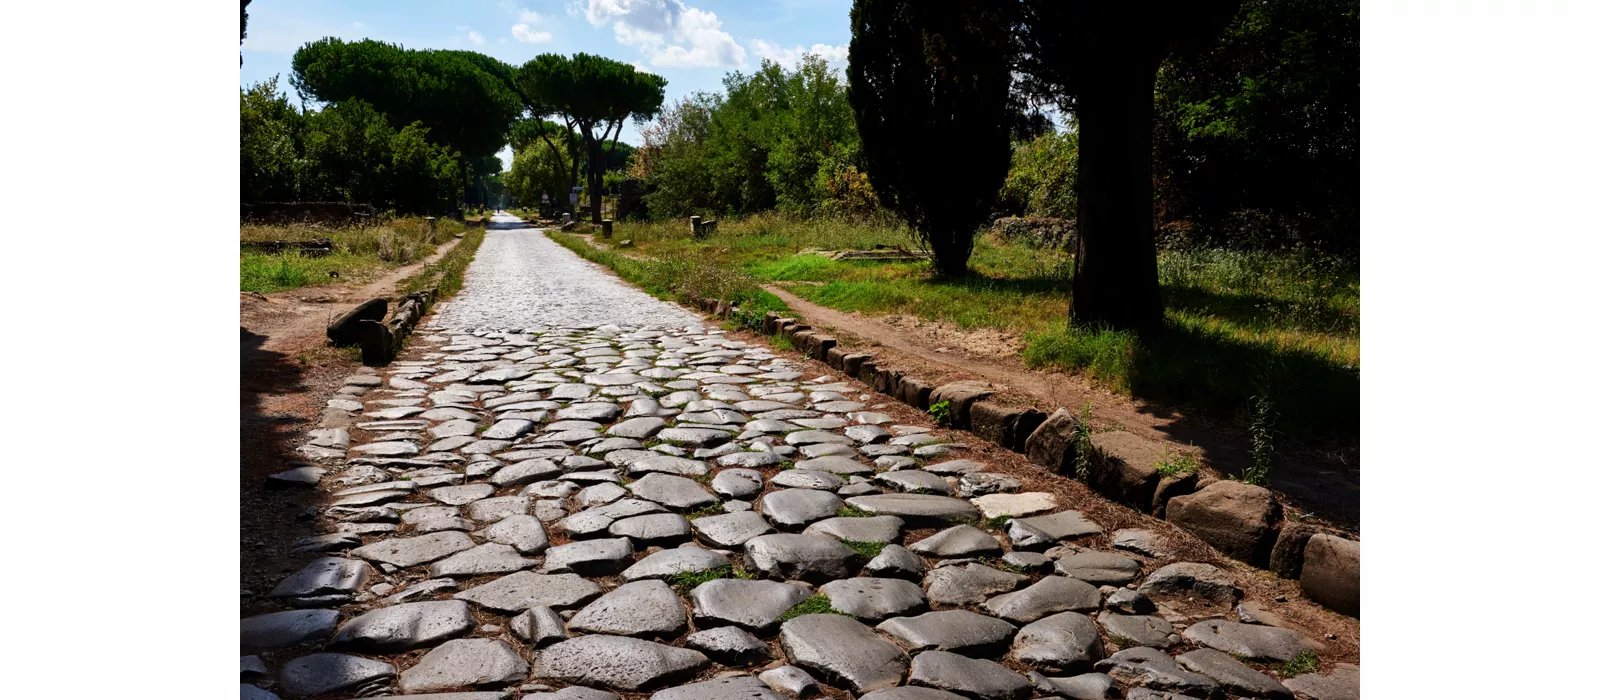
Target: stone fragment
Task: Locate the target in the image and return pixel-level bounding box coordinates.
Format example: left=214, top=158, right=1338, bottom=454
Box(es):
left=866, top=544, right=928, bottom=580
left=511, top=606, right=567, bottom=647
left=1054, top=551, right=1142, bottom=586
left=1165, top=481, right=1282, bottom=566
left=1182, top=619, right=1322, bottom=662
left=1093, top=647, right=1219, bottom=696
left=1139, top=563, right=1242, bottom=605
left=569, top=580, right=689, bottom=639
left=543, top=537, right=635, bottom=576
left=779, top=614, right=908, bottom=693
left=690, top=578, right=812, bottom=632
left=1300, top=534, right=1360, bottom=617
left=925, top=564, right=1026, bottom=606
left=684, top=626, right=771, bottom=666
left=399, top=638, right=529, bottom=693
left=982, top=576, right=1101, bottom=622
left=534, top=635, right=708, bottom=691
left=909, top=525, right=1002, bottom=557
left=957, top=472, right=1021, bottom=498
left=908, top=651, right=1030, bottom=700
left=329, top=600, right=473, bottom=652
left=693, top=511, right=775, bottom=547
left=455, top=572, right=602, bottom=613
left=278, top=653, right=395, bottom=697
left=760, top=666, right=821, bottom=698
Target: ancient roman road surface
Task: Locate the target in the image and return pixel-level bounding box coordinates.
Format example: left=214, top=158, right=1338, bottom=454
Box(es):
left=242, top=213, right=1358, bottom=700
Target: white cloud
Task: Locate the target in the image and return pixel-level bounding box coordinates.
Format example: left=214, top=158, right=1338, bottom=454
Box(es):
left=583, top=0, right=746, bottom=68
left=513, top=24, right=553, bottom=43
left=469, top=31, right=486, bottom=46
left=520, top=9, right=543, bottom=23
left=749, top=39, right=848, bottom=70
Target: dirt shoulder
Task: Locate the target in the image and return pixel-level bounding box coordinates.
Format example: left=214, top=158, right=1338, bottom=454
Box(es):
left=765, top=284, right=1359, bottom=530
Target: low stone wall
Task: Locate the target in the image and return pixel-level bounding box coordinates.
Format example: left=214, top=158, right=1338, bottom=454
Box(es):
left=991, top=216, right=1076, bottom=250
left=691, top=296, right=1360, bottom=618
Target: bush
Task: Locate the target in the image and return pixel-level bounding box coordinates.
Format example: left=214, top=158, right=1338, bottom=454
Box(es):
left=999, top=130, right=1079, bottom=220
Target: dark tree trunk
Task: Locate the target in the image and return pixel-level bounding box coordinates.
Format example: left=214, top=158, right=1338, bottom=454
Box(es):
left=1069, top=56, right=1164, bottom=333
left=586, top=136, right=604, bottom=223
left=928, top=225, right=973, bottom=277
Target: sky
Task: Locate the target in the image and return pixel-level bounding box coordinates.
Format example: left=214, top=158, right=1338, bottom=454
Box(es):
left=240, top=0, right=856, bottom=170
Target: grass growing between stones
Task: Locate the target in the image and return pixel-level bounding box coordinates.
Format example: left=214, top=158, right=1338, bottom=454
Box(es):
left=239, top=217, right=466, bottom=293
left=601, top=215, right=1359, bottom=444
left=841, top=539, right=886, bottom=559
left=777, top=594, right=845, bottom=622
left=836, top=505, right=873, bottom=518
left=1278, top=649, right=1320, bottom=677
left=668, top=565, right=753, bottom=593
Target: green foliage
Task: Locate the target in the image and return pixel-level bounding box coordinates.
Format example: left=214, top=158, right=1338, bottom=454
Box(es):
left=1242, top=391, right=1277, bottom=485
left=291, top=38, right=522, bottom=161
left=927, top=401, right=952, bottom=427
left=240, top=216, right=462, bottom=293
left=848, top=0, right=1014, bottom=277
left=984, top=515, right=1013, bottom=530
left=835, top=505, right=873, bottom=518
left=1152, top=445, right=1200, bottom=477
left=1153, top=0, right=1359, bottom=251
left=1278, top=649, right=1320, bottom=677
left=840, top=539, right=886, bottom=559
left=1072, top=402, right=1095, bottom=481
left=667, top=565, right=753, bottom=593
left=778, top=594, right=846, bottom=622
left=686, top=504, right=722, bottom=519
left=1023, top=323, right=1138, bottom=392
left=240, top=76, right=301, bottom=202
left=999, top=130, right=1079, bottom=219
left=635, top=56, right=862, bottom=220
left=406, top=226, right=487, bottom=299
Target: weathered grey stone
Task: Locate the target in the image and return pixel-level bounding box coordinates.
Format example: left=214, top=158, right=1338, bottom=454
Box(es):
left=683, top=627, right=771, bottom=666
left=240, top=609, right=340, bottom=650
left=844, top=425, right=892, bottom=444
left=971, top=492, right=1057, bottom=518
left=543, top=537, right=635, bottom=576
left=491, top=459, right=563, bottom=487
left=1111, top=528, right=1168, bottom=558
left=329, top=600, right=472, bottom=652
left=1098, top=612, right=1175, bottom=649
left=712, top=468, right=766, bottom=498
left=957, top=472, right=1021, bottom=498
left=658, top=427, right=734, bottom=447
left=1106, top=588, right=1156, bottom=615
left=744, top=533, right=859, bottom=582
left=466, top=496, right=532, bottom=522
left=383, top=578, right=458, bottom=605
left=771, top=470, right=846, bottom=491
left=999, top=551, right=1051, bottom=573
left=576, top=482, right=628, bottom=508
left=610, top=513, right=693, bottom=545
left=1084, top=432, right=1164, bottom=511
left=843, top=494, right=979, bottom=527
left=718, top=451, right=784, bottom=469
left=485, top=514, right=550, bottom=554
left=428, top=543, right=538, bottom=577
left=1283, top=666, right=1360, bottom=700
left=785, top=430, right=852, bottom=446
left=483, top=419, right=536, bottom=440
left=779, top=614, right=908, bottom=693
left=524, top=686, right=621, bottom=700
left=1028, top=671, right=1115, bottom=700
left=1176, top=649, right=1292, bottom=699
left=1165, top=481, right=1282, bottom=566
left=1182, top=619, right=1321, bottom=662
left=761, top=489, right=845, bottom=528
left=352, top=440, right=421, bottom=456
left=535, top=635, right=708, bottom=691
left=908, top=650, right=1030, bottom=700
left=455, top=572, right=603, bottom=613
left=925, top=563, right=1027, bottom=606
left=1139, top=563, right=1242, bottom=605
left=866, top=544, right=928, bottom=580
left=803, top=515, right=904, bottom=543
left=268, top=559, right=371, bottom=594
left=560, top=498, right=668, bottom=537
left=269, top=465, right=327, bottom=486
left=877, top=610, right=1016, bottom=655
left=1008, top=611, right=1105, bottom=673
left=351, top=531, right=475, bottom=568
left=1300, top=534, right=1360, bottom=617
left=1054, top=551, right=1142, bottom=586
left=399, top=638, right=529, bottom=693
left=876, top=470, right=954, bottom=495
left=629, top=473, right=718, bottom=510
left=511, top=606, right=567, bottom=647
left=1007, top=511, right=1101, bottom=549
left=1093, top=647, right=1219, bottom=696
left=239, top=683, right=278, bottom=700
left=982, top=576, right=1101, bottom=622
left=693, top=511, right=775, bottom=547
left=760, top=665, right=821, bottom=698
left=690, top=578, right=812, bottom=632
left=909, top=525, right=1002, bottom=557
left=819, top=577, right=927, bottom=621
left=278, top=653, right=395, bottom=698
left=608, top=417, right=668, bottom=439
left=569, top=580, right=688, bottom=638
left=557, top=402, right=625, bottom=421
left=793, top=455, right=874, bottom=476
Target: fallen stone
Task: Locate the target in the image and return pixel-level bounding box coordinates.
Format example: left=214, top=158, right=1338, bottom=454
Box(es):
left=1111, top=528, right=1168, bottom=558
left=1007, top=511, right=1102, bottom=549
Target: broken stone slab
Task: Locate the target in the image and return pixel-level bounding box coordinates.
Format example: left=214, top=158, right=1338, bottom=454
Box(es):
left=876, top=610, right=1016, bottom=656
left=1007, top=510, right=1102, bottom=550
left=971, top=492, right=1057, bottom=519
left=511, top=606, right=568, bottom=647
left=779, top=614, right=908, bottom=694
left=484, top=514, right=550, bottom=554
left=543, top=537, right=635, bottom=576
left=683, top=627, right=772, bottom=667
left=534, top=635, right=708, bottom=691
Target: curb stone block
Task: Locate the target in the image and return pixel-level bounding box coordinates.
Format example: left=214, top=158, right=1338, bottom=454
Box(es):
left=1084, top=432, right=1163, bottom=512
left=1024, top=409, right=1079, bottom=474
left=1009, top=409, right=1047, bottom=453
left=763, top=311, right=781, bottom=333
left=1268, top=522, right=1321, bottom=579
left=969, top=402, right=1027, bottom=451
left=811, top=336, right=837, bottom=361
left=773, top=317, right=797, bottom=335
left=1165, top=481, right=1282, bottom=567
left=843, top=354, right=871, bottom=378
left=1151, top=472, right=1198, bottom=518
left=898, top=377, right=932, bottom=410
left=826, top=347, right=847, bottom=370
left=874, top=369, right=894, bottom=395
left=1299, top=534, right=1359, bottom=617
left=793, top=330, right=817, bottom=352
left=858, top=360, right=877, bottom=383
left=928, top=381, right=996, bottom=429
left=328, top=298, right=388, bottom=346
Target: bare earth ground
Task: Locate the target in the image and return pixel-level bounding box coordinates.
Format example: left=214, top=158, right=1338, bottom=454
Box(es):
left=763, top=285, right=1360, bottom=531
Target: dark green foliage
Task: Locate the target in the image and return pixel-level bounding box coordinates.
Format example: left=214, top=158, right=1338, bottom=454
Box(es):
left=1153, top=0, right=1359, bottom=252
left=667, top=565, right=754, bottom=593
left=841, top=539, right=886, bottom=559
left=848, top=0, right=1013, bottom=277
left=999, top=130, right=1079, bottom=220
left=291, top=38, right=523, bottom=161
left=777, top=594, right=846, bottom=622
left=1278, top=649, right=1320, bottom=677
left=240, top=76, right=301, bottom=202
left=835, top=505, right=872, bottom=518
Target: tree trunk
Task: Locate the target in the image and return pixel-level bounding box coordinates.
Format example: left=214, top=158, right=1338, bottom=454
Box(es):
left=928, top=225, right=973, bottom=277
left=586, top=135, right=604, bottom=223
left=1069, top=58, right=1164, bottom=333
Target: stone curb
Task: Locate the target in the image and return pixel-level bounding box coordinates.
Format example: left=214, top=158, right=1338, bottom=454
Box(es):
left=330, top=289, right=439, bottom=367
left=687, top=300, right=1360, bottom=618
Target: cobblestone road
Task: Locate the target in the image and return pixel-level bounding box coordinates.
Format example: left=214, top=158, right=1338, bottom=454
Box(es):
left=242, top=213, right=1357, bottom=700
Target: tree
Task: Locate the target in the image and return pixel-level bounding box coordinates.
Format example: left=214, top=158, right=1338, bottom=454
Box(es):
left=241, top=1, right=250, bottom=66
left=1015, top=1, right=1241, bottom=331
left=510, top=117, right=582, bottom=199
left=291, top=39, right=522, bottom=163
left=240, top=77, right=302, bottom=202
left=849, top=0, right=1014, bottom=277
left=504, top=141, right=573, bottom=211
left=517, top=53, right=666, bottom=222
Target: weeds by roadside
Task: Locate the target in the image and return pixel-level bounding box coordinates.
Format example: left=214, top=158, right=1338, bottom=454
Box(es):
left=240, top=217, right=467, bottom=293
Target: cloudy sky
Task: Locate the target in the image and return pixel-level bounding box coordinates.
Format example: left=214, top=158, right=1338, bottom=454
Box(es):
left=240, top=0, right=854, bottom=167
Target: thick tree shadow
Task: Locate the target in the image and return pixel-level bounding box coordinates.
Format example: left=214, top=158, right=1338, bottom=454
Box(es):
left=1162, top=284, right=1357, bottom=336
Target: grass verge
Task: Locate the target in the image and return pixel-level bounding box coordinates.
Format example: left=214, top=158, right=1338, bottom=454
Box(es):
left=401, top=226, right=486, bottom=299
left=239, top=217, right=468, bottom=293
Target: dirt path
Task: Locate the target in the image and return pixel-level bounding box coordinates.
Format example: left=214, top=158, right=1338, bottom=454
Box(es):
left=764, top=284, right=1361, bottom=528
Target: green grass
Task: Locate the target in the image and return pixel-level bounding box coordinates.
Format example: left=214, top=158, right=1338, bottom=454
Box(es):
left=1278, top=650, right=1320, bottom=677
left=403, top=226, right=485, bottom=299
left=777, top=593, right=846, bottom=622
left=240, top=217, right=467, bottom=293
left=983, top=515, right=1014, bottom=530
left=835, top=505, right=873, bottom=518
left=840, top=539, right=886, bottom=559
left=1152, top=445, right=1200, bottom=477
left=569, top=215, right=1359, bottom=445
left=686, top=503, right=722, bottom=519
left=667, top=565, right=752, bottom=593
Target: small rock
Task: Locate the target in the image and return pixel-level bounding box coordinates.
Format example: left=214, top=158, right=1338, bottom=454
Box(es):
left=685, top=626, right=771, bottom=666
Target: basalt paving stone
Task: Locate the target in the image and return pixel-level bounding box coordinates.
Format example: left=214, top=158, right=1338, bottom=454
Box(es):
left=465, top=496, right=532, bottom=522
left=683, top=628, right=772, bottom=667
left=711, top=468, right=765, bottom=498
left=981, top=576, right=1103, bottom=622
left=398, top=638, right=529, bottom=693
left=278, top=653, right=395, bottom=697
left=609, top=512, right=694, bottom=545
left=577, top=482, right=628, bottom=508
left=429, top=484, right=496, bottom=505
left=427, top=542, right=538, bottom=577
left=328, top=600, right=473, bottom=652
left=483, top=514, right=550, bottom=554
left=1099, top=612, right=1177, bottom=650
left=760, top=489, right=845, bottom=529
left=798, top=443, right=856, bottom=459
left=1181, top=619, right=1322, bottom=662
left=491, top=459, right=564, bottom=488
left=770, top=470, right=845, bottom=491
left=844, top=494, right=979, bottom=526
left=240, top=609, right=340, bottom=650
left=542, top=537, right=635, bottom=576
left=454, top=571, right=603, bottom=613
left=791, top=456, right=873, bottom=476
left=693, top=511, right=776, bottom=547
left=717, top=451, right=784, bottom=469
left=866, top=544, right=928, bottom=580
left=1093, top=647, right=1219, bottom=697
left=819, top=577, right=927, bottom=621
left=876, top=610, right=1017, bottom=656
left=351, top=531, right=476, bottom=568
left=569, top=579, right=689, bottom=639
left=608, top=417, right=668, bottom=439
left=627, top=454, right=712, bottom=477
left=1012, top=612, right=1106, bottom=672
left=743, top=533, right=859, bottom=582
left=622, top=546, right=731, bottom=581
left=629, top=473, right=718, bottom=510
left=909, top=525, right=1002, bottom=557
left=779, top=614, right=908, bottom=693
left=690, top=578, right=812, bottom=632
left=1054, top=551, right=1143, bottom=586
left=802, top=515, right=904, bottom=543
left=908, top=651, right=1032, bottom=700
left=535, top=635, right=708, bottom=691
left=560, top=498, right=668, bottom=537
left=1176, top=649, right=1294, bottom=699
left=924, top=564, right=1028, bottom=606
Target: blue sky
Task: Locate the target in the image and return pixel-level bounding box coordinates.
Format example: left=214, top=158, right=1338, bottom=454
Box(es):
left=240, top=0, right=855, bottom=168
